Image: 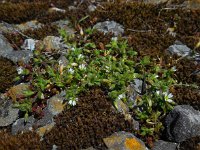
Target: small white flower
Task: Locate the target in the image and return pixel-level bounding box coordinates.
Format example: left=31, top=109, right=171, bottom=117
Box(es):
left=171, top=66, right=177, bottom=72
left=156, top=90, right=161, bottom=95
left=79, top=64, right=86, bottom=70
left=78, top=54, right=84, bottom=60
left=117, top=93, right=126, bottom=100
left=164, top=92, right=174, bottom=103
left=17, top=66, right=24, bottom=74
left=68, top=98, right=78, bottom=106
left=71, top=63, right=78, bottom=67
left=68, top=68, right=74, bottom=74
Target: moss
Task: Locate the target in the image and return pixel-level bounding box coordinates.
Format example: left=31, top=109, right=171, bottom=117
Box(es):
left=0, top=0, right=74, bottom=24
left=0, top=57, right=17, bottom=93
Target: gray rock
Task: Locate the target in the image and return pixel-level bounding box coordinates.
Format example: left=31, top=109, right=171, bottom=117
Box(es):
left=152, top=140, right=177, bottom=150
left=93, top=21, right=124, bottom=36
left=0, top=33, right=33, bottom=64
left=35, top=108, right=54, bottom=127
left=16, top=20, right=43, bottom=31
left=143, top=0, right=169, bottom=4
left=165, top=105, right=200, bottom=142
left=0, top=98, right=19, bottom=127
left=11, top=116, right=35, bottom=135
left=167, top=40, right=191, bottom=57
left=52, top=19, right=75, bottom=36
left=47, top=94, right=66, bottom=116
left=21, top=39, right=37, bottom=51
left=88, top=4, right=96, bottom=12
left=0, top=34, right=13, bottom=55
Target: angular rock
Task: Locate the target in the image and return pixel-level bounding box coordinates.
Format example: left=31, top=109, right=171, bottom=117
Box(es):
left=152, top=140, right=177, bottom=150
left=0, top=98, right=19, bottom=127
left=7, top=83, right=30, bottom=102
left=52, top=19, right=75, bottom=36
left=165, top=105, right=200, bottom=142
left=35, top=108, right=54, bottom=127
left=88, top=4, right=96, bottom=12
left=93, top=21, right=124, bottom=36
left=167, top=40, right=191, bottom=57
left=114, top=97, right=129, bottom=115
left=16, top=20, right=43, bottom=31
left=36, top=122, right=55, bottom=138
left=11, top=116, right=35, bottom=135
left=0, top=34, right=13, bottom=55
left=47, top=94, right=66, bottom=116
left=21, top=39, right=37, bottom=51
left=103, top=131, right=147, bottom=150
left=0, top=34, right=33, bottom=64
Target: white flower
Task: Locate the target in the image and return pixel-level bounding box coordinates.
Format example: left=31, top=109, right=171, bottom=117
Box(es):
left=17, top=66, right=24, bottom=74
left=78, top=54, right=84, bottom=60
left=171, top=66, right=177, bottom=72
left=79, top=64, right=86, bottom=70
left=117, top=93, right=126, bottom=100
left=68, top=98, right=78, bottom=106
left=68, top=68, right=74, bottom=74
left=163, top=92, right=174, bottom=103
left=156, top=90, right=161, bottom=95
left=71, top=63, right=78, bottom=67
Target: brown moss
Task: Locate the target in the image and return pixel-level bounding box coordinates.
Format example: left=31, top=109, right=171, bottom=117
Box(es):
left=179, top=136, right=200, bottom=150
left=0, top=57, right=17, bottom=93
left=0, top=0, right=74, bottom=24
left=171, top=86, right=200, bottom=111
left=0, top=131, right=42, bottom=150
left=41, top=88, right=135, bottom=149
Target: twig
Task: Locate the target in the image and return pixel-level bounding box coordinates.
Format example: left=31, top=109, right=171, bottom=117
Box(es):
left=127, top=29, right=152, bottom=33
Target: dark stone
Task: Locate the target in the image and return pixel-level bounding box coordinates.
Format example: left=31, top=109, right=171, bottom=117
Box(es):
left=152, top=140, right=177, bottom=150
left=165, top=105, right=200, bottom=142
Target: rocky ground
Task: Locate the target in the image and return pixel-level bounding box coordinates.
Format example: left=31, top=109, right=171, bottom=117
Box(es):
left=0, top=0, right=200, bottom=150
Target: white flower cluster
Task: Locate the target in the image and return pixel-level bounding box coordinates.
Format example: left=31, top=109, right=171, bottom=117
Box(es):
left=156, top=91, right=173, bottom=103
left=68, top=97, right=78, bottom=106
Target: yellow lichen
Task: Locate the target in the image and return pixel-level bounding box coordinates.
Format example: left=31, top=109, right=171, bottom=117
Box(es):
left=125, top=138, right=145, bottom=150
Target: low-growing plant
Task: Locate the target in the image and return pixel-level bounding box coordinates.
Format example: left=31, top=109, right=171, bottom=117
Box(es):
left=15, top=28, right=177, bottom=136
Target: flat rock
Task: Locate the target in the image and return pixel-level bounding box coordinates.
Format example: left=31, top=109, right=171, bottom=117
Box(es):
left=165, top=105, right=200, bottom=142
left=11, top=116, right=35, bottom=135
left=47, top=94, right=66, bottom=116
left=103, top=131, right=147, bottom=150
left=152, top=140, right=177, bottom=150
left=0, top=98, right=19, bottom=127
left=93, top=21, right=124, bottom=37
left=16, top=20, right=43, bottom=31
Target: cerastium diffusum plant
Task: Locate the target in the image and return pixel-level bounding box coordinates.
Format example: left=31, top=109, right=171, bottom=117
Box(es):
left=14, top=28, right=177, bottom=136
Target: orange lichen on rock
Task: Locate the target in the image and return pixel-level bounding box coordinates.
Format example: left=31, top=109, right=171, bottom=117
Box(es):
left=125, top=138, right=146, bottom=150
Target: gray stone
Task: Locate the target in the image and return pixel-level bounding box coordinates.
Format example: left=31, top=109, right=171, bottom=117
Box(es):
left=0, top=33, right=33, bottom=64
left=152, top=140, right=177, bottom=150
left=0, top=98, right=19, bottom=127
left=11, top=116, right=35, bottom=135
left=16, top=20, right=43, bottom=31
left=35, top=108, right=54, bottom=127
left=143, top=0, right=169, bottom=4
left=0, top=34, right=13, bottom=55
left=165, top=105, right=200, bottom=142
left=52, top=19, right=75, bottom=36
left=93, top=21, right=124, bottom=36
left=47, top=94, right=66, bottom=116
left=167, top=40, right=191, bottom=57
left=21, top=39, right=37, bottom=51
left=88, top=4, right=96, bottom=12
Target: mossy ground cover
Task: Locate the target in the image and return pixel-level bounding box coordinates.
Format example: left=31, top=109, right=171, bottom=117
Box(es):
left=0, top=0, right=200, bottom=149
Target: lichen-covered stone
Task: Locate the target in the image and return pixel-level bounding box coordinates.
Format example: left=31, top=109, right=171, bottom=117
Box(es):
left=103, top=131, right=147, bottom=150
left=0, top=98, right=19, bottom=127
